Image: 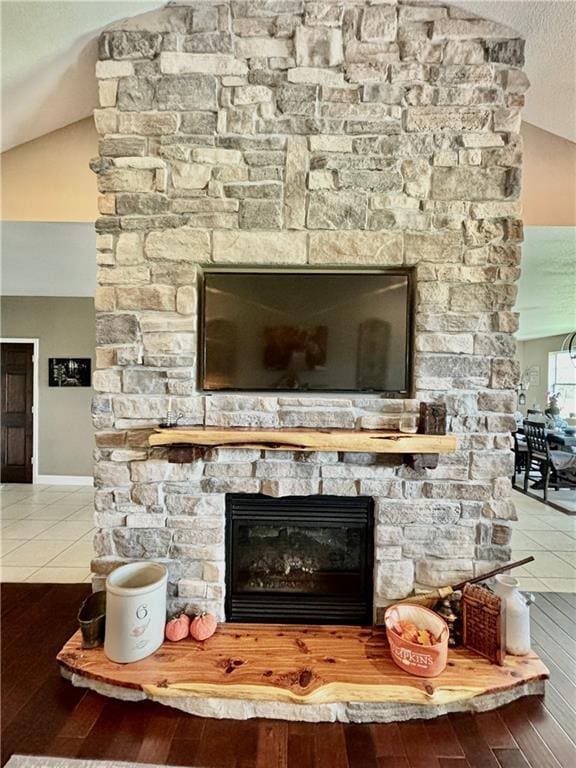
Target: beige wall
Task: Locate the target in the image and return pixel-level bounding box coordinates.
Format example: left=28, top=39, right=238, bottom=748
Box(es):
left=521, top=123, right=576, bottom=226
left=1, top=118, right=575, bottom=226
left=1, top=297, right=95, bottom=476
left=1, top=118, right=98, bottom=222
left=516, top=333, right=568, bottom=415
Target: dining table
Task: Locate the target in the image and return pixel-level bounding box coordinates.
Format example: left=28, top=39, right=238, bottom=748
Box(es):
left=516, top=425, right=576, bottom=449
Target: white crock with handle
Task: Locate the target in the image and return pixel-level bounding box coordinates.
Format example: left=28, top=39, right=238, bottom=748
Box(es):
left=104, top=562, right=167, bottom=663
left=493, top=574, right=532, bottom=656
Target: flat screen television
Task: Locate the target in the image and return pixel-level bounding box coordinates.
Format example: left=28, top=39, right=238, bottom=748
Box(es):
left=200, top=269, right=413, bottom=394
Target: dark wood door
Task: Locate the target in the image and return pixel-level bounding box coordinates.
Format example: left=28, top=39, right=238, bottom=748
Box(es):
left=1, top=343, right=34, bottom=483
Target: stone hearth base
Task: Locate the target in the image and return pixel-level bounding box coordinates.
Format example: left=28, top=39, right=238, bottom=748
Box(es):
left=58, top=624, right=548, bottom=724
left=62, top=669, right=545, bottom=723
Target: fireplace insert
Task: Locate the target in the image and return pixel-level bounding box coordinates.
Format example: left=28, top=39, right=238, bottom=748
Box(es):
left=225, top=494, right=374, bottom=625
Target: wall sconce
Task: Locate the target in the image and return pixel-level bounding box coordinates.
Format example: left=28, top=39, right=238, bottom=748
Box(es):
left=516, top=365, right=540, bottom=408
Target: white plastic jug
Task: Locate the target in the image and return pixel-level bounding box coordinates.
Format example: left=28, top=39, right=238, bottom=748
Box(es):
left=104, top=562, right=168, bottom=663
left=494, top=574, right=532, bottom=656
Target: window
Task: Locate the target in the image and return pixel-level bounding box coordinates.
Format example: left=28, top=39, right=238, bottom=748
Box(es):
left=548, top=351, right=576, bottom=416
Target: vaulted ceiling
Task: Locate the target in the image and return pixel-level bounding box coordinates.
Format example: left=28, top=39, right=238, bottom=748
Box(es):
left=1, top=0, right=575, bottom=152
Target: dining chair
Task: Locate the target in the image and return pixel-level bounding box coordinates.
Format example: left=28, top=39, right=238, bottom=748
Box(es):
left=523, top=420, right=558, bottom=501
left=548, top=444, right=576, bottom=494
left=512, top=431, right=528, bottom=478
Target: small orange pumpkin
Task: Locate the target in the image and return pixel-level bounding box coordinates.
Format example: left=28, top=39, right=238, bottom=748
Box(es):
left=165, top=613, right=190, bottom=642
left=190, top=612, right=217, bottom=641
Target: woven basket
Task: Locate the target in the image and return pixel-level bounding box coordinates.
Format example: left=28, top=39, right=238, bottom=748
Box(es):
left=384, top=604, right=449, bottom=678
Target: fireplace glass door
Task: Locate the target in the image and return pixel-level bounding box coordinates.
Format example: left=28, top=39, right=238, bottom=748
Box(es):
left=225, top=494, right=374, bottom=625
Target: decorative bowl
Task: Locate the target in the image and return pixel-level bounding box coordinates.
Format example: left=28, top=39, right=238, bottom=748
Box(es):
left=384, top=603, right=449, bottom=678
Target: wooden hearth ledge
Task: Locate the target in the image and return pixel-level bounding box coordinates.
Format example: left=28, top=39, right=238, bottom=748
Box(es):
left=149, top=427, right=457, bottom=455
left=58, top=624, right=548, bottom=723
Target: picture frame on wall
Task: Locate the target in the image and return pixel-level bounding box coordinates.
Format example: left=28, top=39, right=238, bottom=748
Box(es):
left=48, top=358, right=91, bottom=387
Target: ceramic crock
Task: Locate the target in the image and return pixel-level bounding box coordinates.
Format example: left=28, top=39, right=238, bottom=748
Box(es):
left=104, top=561, right=168, bottom=663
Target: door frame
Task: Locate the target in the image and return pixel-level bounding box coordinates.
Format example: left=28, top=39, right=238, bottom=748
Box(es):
left=0, top=338, right=39, bottom=484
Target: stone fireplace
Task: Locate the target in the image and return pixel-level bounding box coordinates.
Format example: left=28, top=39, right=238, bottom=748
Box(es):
left=91, top=0, right=528, bottom=623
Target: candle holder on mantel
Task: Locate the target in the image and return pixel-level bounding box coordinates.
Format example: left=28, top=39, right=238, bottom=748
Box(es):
left=160, top=400, right=184, bottom=429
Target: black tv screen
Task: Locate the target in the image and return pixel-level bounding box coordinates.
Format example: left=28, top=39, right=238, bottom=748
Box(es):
left=200, top=270, right=413, bottom=394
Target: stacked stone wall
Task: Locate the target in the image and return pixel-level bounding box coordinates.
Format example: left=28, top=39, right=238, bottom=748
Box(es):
left=92, top=0, right=528, bottom=618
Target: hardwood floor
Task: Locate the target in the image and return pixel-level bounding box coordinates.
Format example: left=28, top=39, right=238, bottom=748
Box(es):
left=1, top=584, right=575, bottom=768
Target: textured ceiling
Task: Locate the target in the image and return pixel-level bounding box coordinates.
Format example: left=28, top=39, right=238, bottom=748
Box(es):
left=1, top=0, right=575, bottom=152
left=460, top=0, right=576, bottom=143
left=516, top=227, right=576, bottom=341
left=0, top=1, right=161, bottom=151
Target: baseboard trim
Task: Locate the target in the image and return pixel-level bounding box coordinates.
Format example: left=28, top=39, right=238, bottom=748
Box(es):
left=36, top=475, right=93, bottom=486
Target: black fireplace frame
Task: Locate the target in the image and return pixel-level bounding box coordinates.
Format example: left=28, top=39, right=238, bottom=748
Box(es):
left=225, top=493, right=374, bottom=625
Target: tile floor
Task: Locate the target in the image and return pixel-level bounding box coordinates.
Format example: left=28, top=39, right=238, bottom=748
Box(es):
left=510, top=488, right=576, bottom=592
left=0, top=483, right=574, bottom=591
left=0, top=483, right=94, bottom=582
left=513, top=473, right=576, bottom=513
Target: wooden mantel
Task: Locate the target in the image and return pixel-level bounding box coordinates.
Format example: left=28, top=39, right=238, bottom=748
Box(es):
left=149, top=427, right=457, bottom=455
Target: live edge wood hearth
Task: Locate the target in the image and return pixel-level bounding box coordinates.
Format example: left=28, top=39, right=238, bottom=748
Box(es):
left=57, top=623, right=548, bottom=723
